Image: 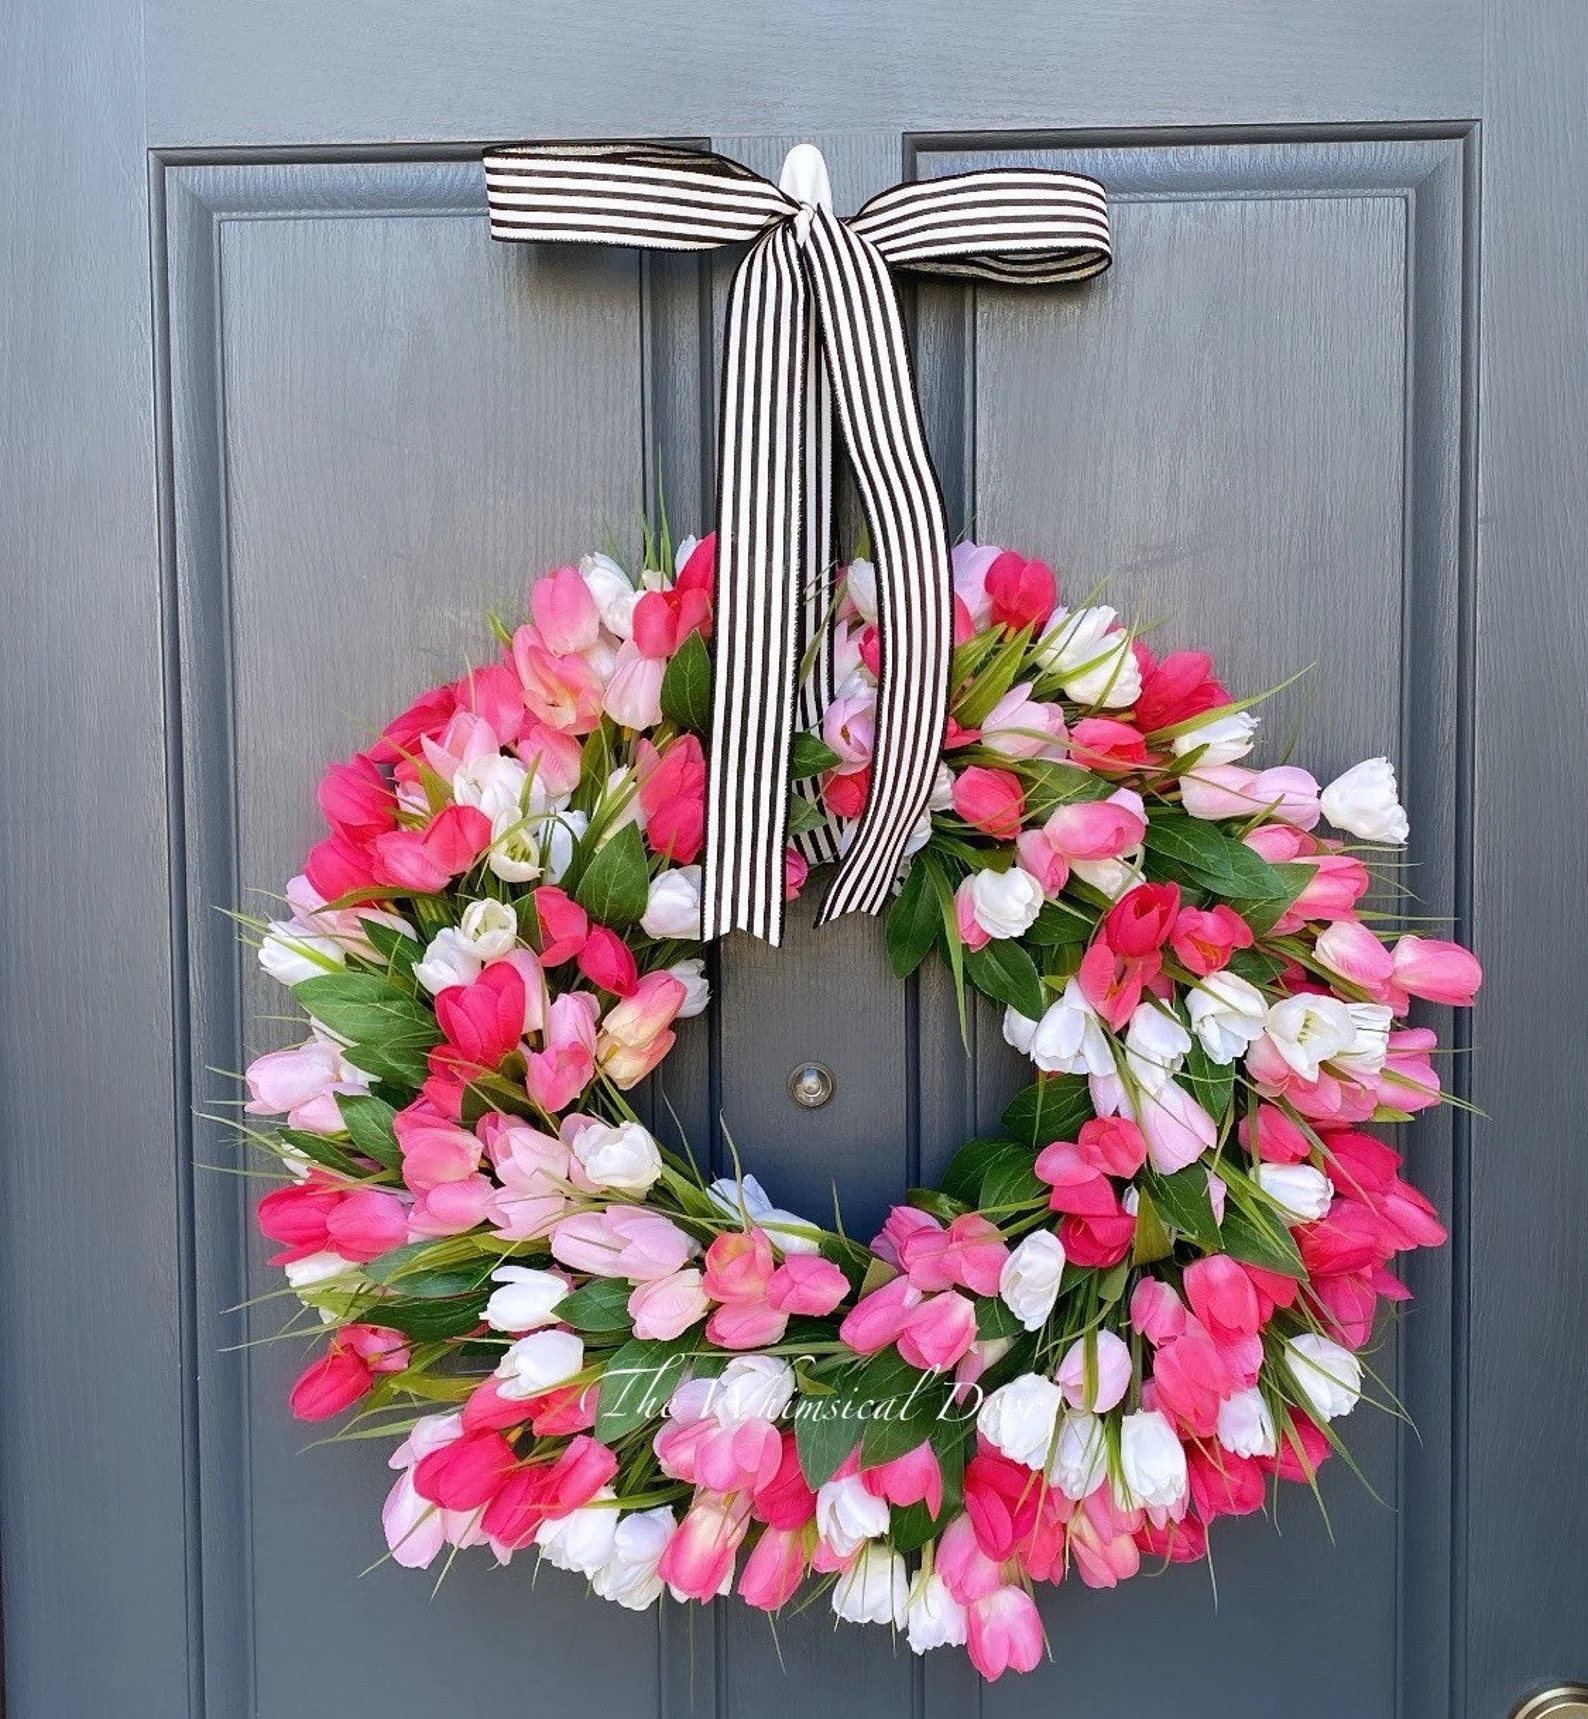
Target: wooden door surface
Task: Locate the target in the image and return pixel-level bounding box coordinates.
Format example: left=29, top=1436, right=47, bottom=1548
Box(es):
left=3, top=3, right=1585, bottom=1716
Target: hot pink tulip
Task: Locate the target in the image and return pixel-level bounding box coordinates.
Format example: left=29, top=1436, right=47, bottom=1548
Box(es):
left=1130, top=1277, right=1187, bottom=1345
left=638, top=734, right=706, bottom=863
left=1077, top=938, right=1153, bottom=1031
left=371, top=803, right=494, bottom=893
left=1182, top=1255, right=1262, bottom=1344
left=412, top=1428, right=518, bottom=1511
left=393, top=1102, right=483, bottom=1192
left=861, top=1442, right=944, bottom=1517
left=531, top=885, right=589, bottom=965
left=984, top=550, right=1059, bottom=633
left=966, top=1586, right=1045, bottom=1680
left=1238, top=1102, right=1313, bottom=1164
left=324, top=1188, right=409, bottom=1262
left=1391, top=934, right=1482, bottom=1006
left=1314, top=920, right=1396, bottom=999
left=1149, top=1326, right=1230, bottom=1437
left=738, top=1526, right=808, bottom=1610
left=1034, top=1142, right=1118, bottom=1217
left=1074, top=1115, right=1148, bottom=1179
left=752, top=1433, right=818, bottom=1529
left=1171, top=904, right=1253, bottom=977
left=435, top=960, right=527, bottom=1070
left=952, top=765, right=1027, bottom=839
left=1069, top=716, right=1148, bottom=775
left=531, top=565, right=601, bottom=655
left=577, top=925, right=639, bottom=997
left=936, top=1512, right=1004, bottom=1605
left=766, top=1254, right=849, bottom=1315
left=290, top=1341, right=374, bottom=1421
left=1187, top=1444, right=1266, bottom=1523
left=317, top=753, right=397, bottom=843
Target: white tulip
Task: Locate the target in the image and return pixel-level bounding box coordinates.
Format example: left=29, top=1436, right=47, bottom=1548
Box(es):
left=832, top=1544, right=909, bottom=1627
left=1048, top=1409, right=1110, bottom=1500
left=579, top=552, right=640, bottom=639
left=484, top=1265, right=569, bottom=1333
left=453, top=753, right=530, bottom=825
left=458, top=897, right=519, bottom=960
left=1334, top=1002, right=1394, bottom=1077
left=978, top=1373, right=1065, bottom=1469
left=1117, top=1409, right=1188, bottom=1510
left=845, top=557, right=879, bottom=623
left=486, top=813, right=544, bottom=884
left=1036, top=605, right=1142, bottom=707
left=542, top=809, right=587, bottom=882
left=1124, top=1001, right=1192, bottom=1093
left=1071, top=851, right=1144, bottom=900
left=1262, top=994, right=1358, bottom=1082
left=1285, top=1333, right=1363, bottom=1421
left=412, top=926, right=483, bottom=994
left=283, top=1250, right=359, bottom=1292
left=1257, top=1164, right=1334, bottom=1222
left=1320, top=757, right=1409, bottom=845
left=1005, top=980, right=1114, bottom=1078
left=705, top=1174, right=822, bottom=1254
left=1216, top=1387, right=1278, bottom=1459
left=1170, top=710, right=1259, bottom=766
left=816, top=1474, right=890, bottom=1558
left=591, top=1506, right=675, bottom=1610
left=1185, top=970, right=1268, bottom=1064
left=928, top=762, right=956, bottom=811
left=967, top=866, right=1045, bottom=941
left=998, top=1230, right=1067, bottom=1332
left=571, top=1119, right=663, bottom=1195
left=709, top=1355, right=797, bottom=1426
left=905, top=1572, right=968, bottom=1653
left=668, top=957, right=711, bottom=1018
left=642, top=866, right=703, bottom=939
left=495, top=1328, right=585, bottom=1400
left=535, top=1490, right=619, bottom=1575
left=259, top=921, right=345, bottom=986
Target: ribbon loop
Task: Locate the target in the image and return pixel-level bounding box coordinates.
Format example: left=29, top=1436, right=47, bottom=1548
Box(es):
left=482, top=140, right=1111, bottom=945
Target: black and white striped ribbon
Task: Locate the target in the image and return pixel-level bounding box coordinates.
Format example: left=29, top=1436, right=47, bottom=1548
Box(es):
left=482, top=141, right=1111, bottom=945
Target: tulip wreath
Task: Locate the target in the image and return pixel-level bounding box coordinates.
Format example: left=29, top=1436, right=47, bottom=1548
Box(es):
left=244, top=530, right=1481, bottom=1680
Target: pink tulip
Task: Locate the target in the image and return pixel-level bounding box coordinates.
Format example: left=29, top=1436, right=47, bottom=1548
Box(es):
left=371, top=803, right=493, bottom=893
left=980, top=684, right=1067, bottom=759
left=1285, top=852, right=1372, bottom=926
left=1074, top=1115, right=1148, bottom=1179
left=1391, top=934, right=1482, bottom=1007
left=407, top=1172, right=497, bottom=1237
left=936, top=1511, right=1005, bottom=1604
left=659, top=1495, right=751, bottom=1600
left=603, top=642, right=667, bottom=728
left=1182, top=1255, right=1262, bottom=1344
left=303, top=830, right=381, bottom=901
left=512, top=630, right=605, bottom=733
left=966, top=1586, right=1045, bottom=1680
left=702, top=1228, right=776, bottom=1303
left=456, top=660, right=528, bottom=745
left=739, top=1526, right=809, bottom=1610
left=953, top=877, right=992, bottom=952
left=552, top=1205, right=698, bottom=1282
left=1034, top=1142, right=1118, bottom=1218
left=861, top=1441, right=945, bottom=1517
left=952, top=766, right=1027, bottom=839
left=628, top=1268, right=710, bottom=1341
left=1238, top=1103, right=1313, bottom=1164
left=1314, top=920, right=1395, bottom=999
left=1150, top=1327, right=1232, bottom=1437
left=1373, top=1026, right=1443, bottom=1111
left=1130, top=1278, right=1187, bottom=1346
left=483, top=1117, right=575, bottom=1239
left=839, top=1275, right=923, bottom=1354
left=1067, top=1489, right=1143, bottom=1589
left=245, top=1037, right=360, bottom=1132
left=531, top=565, right=601, bottom=654
left=822, top=687, right=877, bottom=770
left=324, top=1188, right=409, bottom=1262
left=516, top=720, right=585, bottom=799
left=1136, top=1079, right=1217, bottom=1174
left=1050, top=791, right=1148, bottom=861
left=1253, top=765, right=1322, bottom=829
left=393, top=1102, right=483, bottom=1192
left=942, top=1213, right=1011, bottom=1296
left=766, top=1254, right=849, bottom=1316
left=1179, top=763, right=1265, bottom=822
left=706, top=1301, right=792, bottom=1349
left=784, top=844, right=809, bottom=900
left=899, top=1290, right=978, bottom=1370
left=1171, top=904, right=1253, bottom=977
left=598, top=971, right=686, bottom=1088
left=525, top=992, right=599, bottom=1114
left=1069, top=716, right=1148, bottom=775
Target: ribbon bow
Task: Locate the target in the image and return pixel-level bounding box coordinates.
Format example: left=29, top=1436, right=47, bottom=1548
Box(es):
left=483, top=141, right=1111, bottom=944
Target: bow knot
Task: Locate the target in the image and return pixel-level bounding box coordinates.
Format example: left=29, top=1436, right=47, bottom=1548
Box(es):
left=483, top=140, right=1111, bottom=944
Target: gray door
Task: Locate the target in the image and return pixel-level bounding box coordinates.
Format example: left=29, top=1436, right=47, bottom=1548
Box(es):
left=3, top=4, right=1584, bottom=1717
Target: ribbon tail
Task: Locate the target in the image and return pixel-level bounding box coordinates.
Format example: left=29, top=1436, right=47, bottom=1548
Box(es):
left=799, top=209, right=954, bottom=927
left=700, top=225, right=809, bottom=947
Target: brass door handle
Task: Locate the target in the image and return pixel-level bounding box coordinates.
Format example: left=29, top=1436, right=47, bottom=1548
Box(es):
left=1513, top=1689, right=1588, bottom=1719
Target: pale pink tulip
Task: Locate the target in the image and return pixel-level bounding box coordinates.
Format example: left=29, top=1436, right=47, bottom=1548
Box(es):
left=628, top=1268, right=710, bottom=1341
left=525, top=991, right=599, bottom=1114
left=1391, top=934, right=1482, bottom=1007
left=531, top=565, right=601, bottom=655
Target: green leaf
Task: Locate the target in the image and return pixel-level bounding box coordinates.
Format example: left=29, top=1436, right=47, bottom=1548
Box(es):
left=1230, top=862, right=1315, bottom=937
left=1146, top=1166, right=1222, bottom=1250
left=367, top=1292, right=489, bottom=1341
left=342, top=1039, right=431, bottom=1090
left=964, top=939, right=1046, bottom=1020
left=955, top=628, right=1031, bottom=727
left=596, top=1336, right=696, bottom=1442
left=660, top=630, right=712, bottom=734
left=1226, top=946, right=1287, bottom=988
left=574, top=821, right=651, bottom=927
left=795, top=1350, right=934, bottom=1489
left=786, top=793, right=831, bottom=837
left=939, top=1137, right=1022, bottom=1207
left=559, top=1278, right=638, bottom=1335
left=1219, top=1204, right=1307, bottom=1278
left=277, top=1127, right=366, bottom=1180
left=975, top=1293, right=1029, bottom=1340
left=335, top=1092, right=403, bottom=1172
left=1001, top=1075, right=1093, bottom=1148
left=789, top=730, right=843, bottom=779
left=1024, top=897, right=1093, bottom=946
left=978, top=1145, right=1048, bottom=1214
left=1018, top=759, right=1115, bottom=818
left=1181, top=1040, right=1235, bottom=1128
left=361, top=916, right=421, bottom=980
left=1131, top=1186, right=1174, bottom=1264
left=294, top=970, right=441, bottom=1054
left=1144, top=813, right=1290, bottom=901
left=886, top=860, right=941, bottom=979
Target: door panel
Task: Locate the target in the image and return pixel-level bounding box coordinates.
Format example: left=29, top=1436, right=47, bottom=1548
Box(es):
left=6, top=4, right=1586, bottom=1718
